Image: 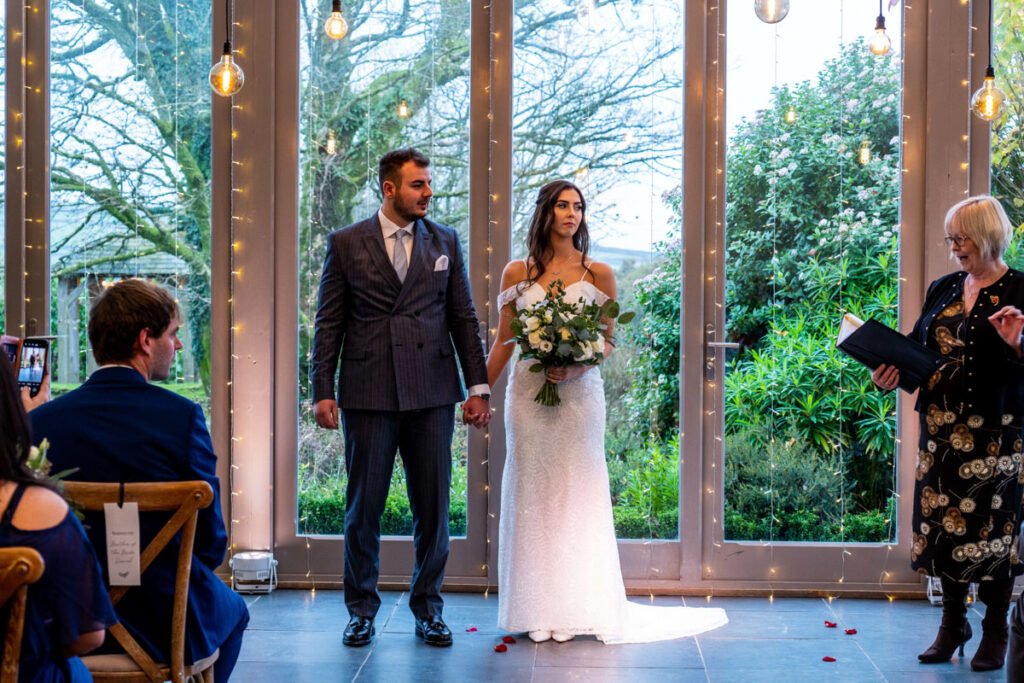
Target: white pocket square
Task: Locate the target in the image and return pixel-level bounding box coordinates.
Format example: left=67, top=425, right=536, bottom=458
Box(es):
left=434, top=255, right=449, bottom=271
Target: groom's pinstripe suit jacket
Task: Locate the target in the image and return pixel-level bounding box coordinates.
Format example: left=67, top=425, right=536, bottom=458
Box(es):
left=311, top=214, right=487, bottom=412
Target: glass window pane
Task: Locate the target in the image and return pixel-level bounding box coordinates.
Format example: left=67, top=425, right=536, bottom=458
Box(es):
left=993, top=0, right=1023, bottom=261
left=723, top=3, right=902, bottom=543
left=512, top=1, right=684, bottom=540
left=0, top=2, right=4, bottom=325
left=297, top=0, right=471, bottom=536
left=48, top=2, right=212, bottom=412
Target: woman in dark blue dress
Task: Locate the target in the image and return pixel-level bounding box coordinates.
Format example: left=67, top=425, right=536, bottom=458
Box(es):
left=0, top=351, right=116, bottom=682
left=873, top=196, right=1024, bottom=672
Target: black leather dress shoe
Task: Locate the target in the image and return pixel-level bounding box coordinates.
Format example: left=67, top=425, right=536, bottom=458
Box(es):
left=415, top=615, right=453, bottom=647
left=343, top=616, right=375, bottom=647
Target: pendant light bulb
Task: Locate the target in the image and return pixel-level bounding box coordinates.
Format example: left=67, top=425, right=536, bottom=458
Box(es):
left=868, top=16, right=893, bottom=56
left=397, top=100, right=410, bottom=118
left=784, top=106, right=797, bottom=124
left=326, top=130, right=337, bottom=156
left=754, top=0, right=789, bottom=24
left=325, top=0, right=348, bottom=40
left=209, top=42, right=244, bottom=97
left=971, top=67, right=1006, bottom=121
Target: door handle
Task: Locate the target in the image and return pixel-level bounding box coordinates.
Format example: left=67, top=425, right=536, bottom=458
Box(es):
left=705, top=341, right=740, bottom=381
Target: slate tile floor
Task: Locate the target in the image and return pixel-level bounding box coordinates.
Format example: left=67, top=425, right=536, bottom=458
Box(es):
left=234, top=590, right=1009, bottom=682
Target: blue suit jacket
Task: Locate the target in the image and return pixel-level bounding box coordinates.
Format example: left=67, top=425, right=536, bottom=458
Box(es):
left=311, top=215, right=488, bottom=410
left=30, top=367, right=248, bottom=665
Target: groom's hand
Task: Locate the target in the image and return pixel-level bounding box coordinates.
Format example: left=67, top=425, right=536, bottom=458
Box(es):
left=462, top=396, right=491, bottom=429
left=314, top=399, right=339, bottom=430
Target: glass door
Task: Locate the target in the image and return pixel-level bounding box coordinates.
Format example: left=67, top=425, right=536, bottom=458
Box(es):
left=511, top=0, right=686, bottom=583
left=290, top=0, right=485, bottom=583
left=701, top=0, right=919, bottom=589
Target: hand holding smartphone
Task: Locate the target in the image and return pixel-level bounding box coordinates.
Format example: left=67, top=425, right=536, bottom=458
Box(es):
left=17, top=338, right=49, bottom=397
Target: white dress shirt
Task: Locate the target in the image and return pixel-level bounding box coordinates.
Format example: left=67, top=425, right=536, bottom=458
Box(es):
left=378, top=209, right=414, bottom=265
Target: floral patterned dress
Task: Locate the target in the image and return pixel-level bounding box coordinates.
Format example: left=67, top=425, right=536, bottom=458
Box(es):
left=912, top=278, right=1024, bottom=582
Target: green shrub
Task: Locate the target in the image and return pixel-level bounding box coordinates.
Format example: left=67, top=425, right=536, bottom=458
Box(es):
left=611, top=435, right=680, bottom=539
left=297, top=482, right=345, bottom=535
left=723, top=427, right=894, bottom=542
left=297, top=476, right=467, bottom=536
left=613, top=507, right=653, bottom=538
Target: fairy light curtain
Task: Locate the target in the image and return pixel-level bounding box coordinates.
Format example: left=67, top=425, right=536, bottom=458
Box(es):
left=719, top=1, right=904, bottom=587
left=0, top=3, right=5, bottom=311
left=989, top=0, right=1024, bottom=251
left=48, top=0, right=210, bottom=390
left=510, top=0, right=685, bottom=555
left=296, top=0, right=473, bottom=541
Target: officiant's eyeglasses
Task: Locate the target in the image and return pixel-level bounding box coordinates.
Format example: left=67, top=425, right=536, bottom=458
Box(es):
left=943, top=234, right=971, bottom=247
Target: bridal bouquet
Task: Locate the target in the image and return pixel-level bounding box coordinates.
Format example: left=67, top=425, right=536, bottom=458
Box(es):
left=508, top=280, right=634, bottom=406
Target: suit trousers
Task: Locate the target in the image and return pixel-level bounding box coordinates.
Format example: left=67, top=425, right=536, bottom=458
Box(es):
left=341, top=404, right=455, bottom=619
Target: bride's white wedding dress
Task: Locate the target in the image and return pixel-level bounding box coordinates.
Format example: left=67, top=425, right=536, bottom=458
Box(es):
left=496, top=279, right=728, bottom=643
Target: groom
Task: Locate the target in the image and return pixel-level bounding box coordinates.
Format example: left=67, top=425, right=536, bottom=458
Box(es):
left=312, top=148, right=490, bottom=648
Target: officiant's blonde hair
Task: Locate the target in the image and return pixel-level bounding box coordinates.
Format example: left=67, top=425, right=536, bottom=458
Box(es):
left=944, top=195, right=1012, bottom=263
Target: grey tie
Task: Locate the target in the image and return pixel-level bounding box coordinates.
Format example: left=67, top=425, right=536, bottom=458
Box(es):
left=392, top=229, right=409, bottom=282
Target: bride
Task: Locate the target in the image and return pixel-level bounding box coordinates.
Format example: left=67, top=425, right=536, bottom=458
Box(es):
left=486, top=180, right=728, bottom=644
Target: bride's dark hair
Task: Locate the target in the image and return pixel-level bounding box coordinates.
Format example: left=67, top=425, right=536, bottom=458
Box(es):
left=525, top=180, right=590, bottom=283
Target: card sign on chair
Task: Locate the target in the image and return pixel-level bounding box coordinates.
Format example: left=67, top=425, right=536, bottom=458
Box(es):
left=62, top=481, right=219, bottom=683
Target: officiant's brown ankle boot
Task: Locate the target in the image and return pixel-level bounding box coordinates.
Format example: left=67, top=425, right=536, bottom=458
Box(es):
left=919, top=578, right=971, bottom=663
left=972, top=579, right=1012, bottom=672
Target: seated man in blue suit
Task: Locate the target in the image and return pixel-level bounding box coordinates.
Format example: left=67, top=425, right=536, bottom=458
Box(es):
left=30, top=278, right=249, bottom=681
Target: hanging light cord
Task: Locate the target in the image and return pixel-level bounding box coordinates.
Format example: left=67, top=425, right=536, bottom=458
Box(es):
left=985, top=0, right=995, bottom=74
left=224, top=0, right=232, bottom=52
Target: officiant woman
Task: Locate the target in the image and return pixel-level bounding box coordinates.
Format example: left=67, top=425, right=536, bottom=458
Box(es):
left=872, top=195, right=1024, bottom=673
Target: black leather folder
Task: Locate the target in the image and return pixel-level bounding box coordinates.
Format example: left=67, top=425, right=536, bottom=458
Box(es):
left=836, top=314, right=946, bottom=392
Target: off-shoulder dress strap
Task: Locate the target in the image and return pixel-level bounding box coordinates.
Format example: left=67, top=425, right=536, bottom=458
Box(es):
left=498, top=260, right=534, bottom=308
left=583, top=280, right=611, bottom=307
left=498, top=284, right=523, bottom=309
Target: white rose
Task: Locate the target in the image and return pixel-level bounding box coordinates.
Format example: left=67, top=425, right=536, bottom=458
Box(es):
left=538, top=340, right=554, bottom=353
left=528, top=331, right=543, bottom=348
left=524, top=316, right=541, bottom=332
left=578, top=341, right=594, bottom=361
left=593, top=336, right=606, bottom=354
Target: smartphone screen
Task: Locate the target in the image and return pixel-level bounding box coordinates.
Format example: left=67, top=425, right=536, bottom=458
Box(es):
left=17, top=340, right=48, bottom=396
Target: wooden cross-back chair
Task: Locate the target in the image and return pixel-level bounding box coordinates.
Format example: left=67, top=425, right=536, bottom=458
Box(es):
left=0, top=546, right=44, bottom=683
left=62, top=481, right=219, bottom=683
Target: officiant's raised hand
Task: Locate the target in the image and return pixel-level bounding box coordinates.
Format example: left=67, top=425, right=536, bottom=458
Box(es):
left=461, top=395, right=491, bottom=428
left=988, top=305, right=1024, bottom=356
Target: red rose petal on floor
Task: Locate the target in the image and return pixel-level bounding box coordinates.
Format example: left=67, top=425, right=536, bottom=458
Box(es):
left=822, top=656, right=836, bottom=662
left=465, top=627, right=478, bottom=632
left=494, top=644, right=508, bottom=653
left=502, top=635, right=516, bottom=644
left=845, top=628, right=857, bottom=635
left=824, top=620, right=837, bottom=628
